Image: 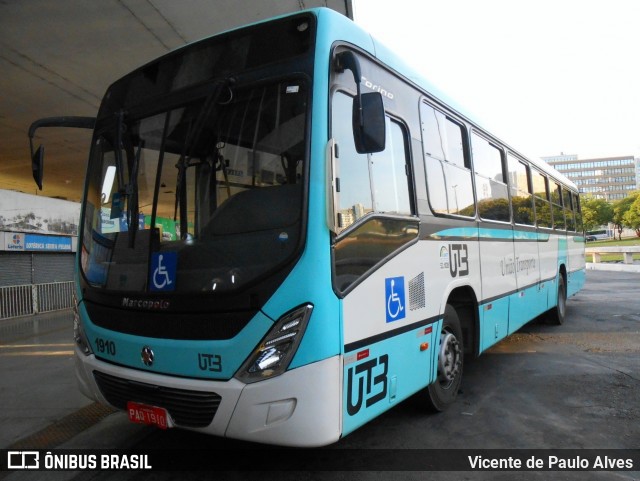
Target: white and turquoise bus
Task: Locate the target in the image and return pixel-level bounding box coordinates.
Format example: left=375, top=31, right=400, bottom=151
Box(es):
left=30, top=7, right=585, bottom=447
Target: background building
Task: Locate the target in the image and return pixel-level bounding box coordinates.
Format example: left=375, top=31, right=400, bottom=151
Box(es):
left=542, top=154, right=638, bottom=201
left=0, top=190, right=78, bottom=319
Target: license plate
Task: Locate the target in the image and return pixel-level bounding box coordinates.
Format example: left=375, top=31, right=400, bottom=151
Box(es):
left=127, top=401, right=169, bottom=429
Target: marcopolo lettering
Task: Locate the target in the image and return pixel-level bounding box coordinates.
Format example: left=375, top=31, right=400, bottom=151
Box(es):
left=122, top=298, right=170, bottom=310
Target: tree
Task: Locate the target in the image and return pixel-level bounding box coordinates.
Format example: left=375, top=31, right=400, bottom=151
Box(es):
left=581, top=196, right=613, bottom=232
left=622, top=194, right=640, bottom=237
left=612, top=192, right=639, bottom=240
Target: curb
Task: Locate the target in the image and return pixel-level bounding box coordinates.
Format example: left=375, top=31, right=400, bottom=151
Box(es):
left=586, top=262, right=640, bottom=273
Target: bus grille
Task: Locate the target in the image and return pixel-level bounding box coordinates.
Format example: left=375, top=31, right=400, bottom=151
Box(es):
left=93, top=371, right=221, bottom=428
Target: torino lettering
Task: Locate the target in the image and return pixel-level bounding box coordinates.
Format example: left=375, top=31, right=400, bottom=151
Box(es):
left=361, top=76, right=394, bottom=99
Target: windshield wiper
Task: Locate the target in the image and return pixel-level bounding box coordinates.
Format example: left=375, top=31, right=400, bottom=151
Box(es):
left=125, top=139, right=143, bottom=247
left=113, top=110, right=143, bottom=247
left=114, top=110, right=127, bottom=195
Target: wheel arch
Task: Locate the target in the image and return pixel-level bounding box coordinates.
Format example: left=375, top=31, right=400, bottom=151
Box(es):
left=558, top=263, right=567, bottom=283
left=446, top=285, right=480, bottom=358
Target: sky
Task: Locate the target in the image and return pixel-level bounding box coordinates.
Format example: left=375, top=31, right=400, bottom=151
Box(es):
left=353, top=0, right=640, bottom=161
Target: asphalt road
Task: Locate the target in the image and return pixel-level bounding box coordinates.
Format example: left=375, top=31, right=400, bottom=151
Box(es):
left=1, top=269, right=639, bottom=480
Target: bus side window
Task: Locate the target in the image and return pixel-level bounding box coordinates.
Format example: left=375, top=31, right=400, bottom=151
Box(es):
left=551, top=181, right=565, bottom=230
left=507, top=154, right=534, bottom=226
left=573, top=192, right=583, bottom=232
left=420, top=102, right=474, bottom=217
left=532, top=169, right=551, bottom=228
left=471, top=132, right=509, bottom=222
left=562, top=186, right=575, bottom=231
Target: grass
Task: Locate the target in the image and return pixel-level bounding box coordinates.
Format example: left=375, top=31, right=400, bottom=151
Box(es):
left=585, top=236, right=640, bottom=262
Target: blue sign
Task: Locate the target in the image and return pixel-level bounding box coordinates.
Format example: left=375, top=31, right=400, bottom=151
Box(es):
left=118, top=213, right=145, bottom=232
left=111, top=192, right=124, bottom=219
left=24, top=234, right=72, bottom=252
left=150, top=252, right=177, bottom=291
left=385, top=276, right=405, bottom=323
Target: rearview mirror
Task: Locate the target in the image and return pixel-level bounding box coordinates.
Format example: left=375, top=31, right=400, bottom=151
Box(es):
left=335, top=51, right=386, bottom=154
left=27, top=116, right=96, bottom=190
left=31, top=145, right=44, bottom=190
left=353, top=92, right=386, bottom=153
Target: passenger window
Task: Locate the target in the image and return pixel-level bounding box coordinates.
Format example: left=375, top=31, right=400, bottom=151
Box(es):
left=331, top=91, right=413, bottom=230
left=563, top=188, right=576, bottom=231
left=573, top=193, right=583, bottom=232
left=551, top=182, right=565, bottom=230
left=421, top=102, right=474, bottom=217
left=471, top=132, right=509, bottom=222
left=507, top=154, right=534, bottom=226
left=531, top=170, right=551, bottom=228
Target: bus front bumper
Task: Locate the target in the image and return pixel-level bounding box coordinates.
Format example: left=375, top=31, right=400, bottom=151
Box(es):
left=74, top=349, right=342, bottom=447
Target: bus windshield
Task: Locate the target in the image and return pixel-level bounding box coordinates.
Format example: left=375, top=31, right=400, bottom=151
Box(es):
left=81, top=78, right=308, bottom=293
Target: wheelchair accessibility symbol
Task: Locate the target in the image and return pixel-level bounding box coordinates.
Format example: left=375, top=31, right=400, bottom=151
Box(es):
left=150, top=252, right=177, bottom=291
left=385, top=276, right=406, bottom=323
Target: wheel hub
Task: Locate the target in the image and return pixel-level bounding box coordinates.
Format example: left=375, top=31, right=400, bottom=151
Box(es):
left=438, top=332, right=461, bottom=384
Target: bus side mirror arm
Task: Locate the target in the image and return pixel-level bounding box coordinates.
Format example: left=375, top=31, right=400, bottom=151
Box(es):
left=335, top=51, right=386, bottom=154
left=28, top=116, right=96, bottom=190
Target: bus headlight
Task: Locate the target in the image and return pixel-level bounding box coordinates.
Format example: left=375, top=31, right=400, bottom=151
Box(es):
left=236, top=304, right=313, bottom=384
left=72, top=291, right=92, bottom=356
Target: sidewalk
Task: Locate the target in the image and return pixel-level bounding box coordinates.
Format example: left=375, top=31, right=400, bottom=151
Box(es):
left=0, top=308, right=94, bottom=449
left=0, top=309, right=73, bottom=343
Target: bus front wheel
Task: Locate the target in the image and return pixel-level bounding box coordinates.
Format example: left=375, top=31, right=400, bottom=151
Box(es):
left=426, top=304, right=464, bottom=412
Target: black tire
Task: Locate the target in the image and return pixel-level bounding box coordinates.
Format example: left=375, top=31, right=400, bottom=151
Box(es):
left=426, top=303, right=464, bottom=412
left=546, top=274, right=566, bottom=325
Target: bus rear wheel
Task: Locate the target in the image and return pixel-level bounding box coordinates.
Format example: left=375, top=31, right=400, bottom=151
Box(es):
left=426, top=303, right=463, bottom=412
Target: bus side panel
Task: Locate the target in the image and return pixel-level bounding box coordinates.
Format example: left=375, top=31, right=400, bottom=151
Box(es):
left=509, top=230, right=543, bottom=334
left=567, top=234, right=586, bottom=297
left=479, top=296, right=509, bottom=353
left=558, top=235, right=568, bottom=265
left=568, top=268, right=586, bottom=297
left=508, top=284, right=547, bottom=333
left=537, top=231, right=557, bottom=310
left=342, top=326, right=435, bottom=436
left=340, top=237, right=480, bottom=434
left=340, top=241, right=440, bottom=435
left=543, top=234, right=565, bottom=310
left=477, top=227, right=516, bottom=351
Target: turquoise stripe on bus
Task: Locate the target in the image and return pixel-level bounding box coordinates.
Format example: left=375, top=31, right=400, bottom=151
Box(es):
left=434, top=227, right=552, bottom=241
